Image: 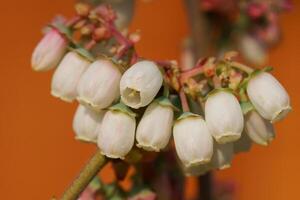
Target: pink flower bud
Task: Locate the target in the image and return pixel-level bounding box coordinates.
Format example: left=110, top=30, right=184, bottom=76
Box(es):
left=31, top=29, right=67, bottom=71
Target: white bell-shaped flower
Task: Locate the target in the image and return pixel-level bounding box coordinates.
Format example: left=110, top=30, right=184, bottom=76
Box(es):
left=233, top=131, right=252, bottom=154
left=31, top=29, right=67, bottom=71
left=136, top=98, right=174, bottom=152
left=97, top=103, right=136, bottom=159
left=245, top=110, right=275, bottom=146
left=51, top=51, right=90, bottom=102
left=173, top=113, right=214, bottom=167
left=211, top=142, right=234, bottom=170
left=205, top=90, right=244, bottom=144
left=239, top=34, right=267, bottom=66
left=247, top=72, right=291, bottom=123
left=77, top=59, right=122, bottom=110
left=120, top=60, right=163, bottom=109
left=72, top=104, right=105, bottom=143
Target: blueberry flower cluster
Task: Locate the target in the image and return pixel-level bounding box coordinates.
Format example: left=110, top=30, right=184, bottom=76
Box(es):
left=32, top=2, right=291, bottom=181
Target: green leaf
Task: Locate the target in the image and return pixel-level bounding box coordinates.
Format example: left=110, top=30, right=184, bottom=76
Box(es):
left=88, top=176, right=102, bottom=191
left=109, top=102, right=137, bottom=118
left=70, top=47, right=95, bottom=62
left=240, top=101, right=254, bottom=115
left=205, top=88, right=234, bottom=100
left=169, top=94, right=181, bottom=110
left=48, top=23, right=73, bottom=40
left=176, top=112, right=202, bottom=121
left=155, top=96, right=180, bottom=111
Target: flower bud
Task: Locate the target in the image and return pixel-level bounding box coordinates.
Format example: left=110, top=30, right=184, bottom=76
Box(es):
left=173, top=113, right=214, bottom=167
left=51, top=52, right=90, bottom=102
left=211, top=142, right=234, bottom=170
left=239, top=35, right=267, bottom=66
left=205, top=90, right=244, bottom=144
left=136, top=99, right=174, bottom=152
left=72, top=104, right=105, bottom=143
left=233, top=131, right=252, bottom=154
left=31, top=29, right=67, bottom=71
left=77, top=59, right=122, bottom=110
left=247, top=72, right=291, bottom=123
left=120, top=61, right=163, bottom=109
left=97, top=104, right=136, bottom=159
left=245, top=110, right=275, bottom=146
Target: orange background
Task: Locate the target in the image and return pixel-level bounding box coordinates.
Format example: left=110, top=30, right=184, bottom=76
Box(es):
left=0, top=0, right=299, bottom=199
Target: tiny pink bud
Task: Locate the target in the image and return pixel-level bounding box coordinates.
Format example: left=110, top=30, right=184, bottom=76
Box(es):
left=31, top=29, right=67, bottom=71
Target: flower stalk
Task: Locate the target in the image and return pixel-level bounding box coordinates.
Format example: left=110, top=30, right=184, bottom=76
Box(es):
left=230, top=61, right=254, bottom=74
left=179, top=88, right=190, bottom=112
left=61, top=149, right=106, bottom=200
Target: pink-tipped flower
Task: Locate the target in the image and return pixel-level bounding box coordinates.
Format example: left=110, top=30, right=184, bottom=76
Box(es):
left=31, top=29, right=67, bottom=71
left=247, top=2, right=267, bottom=19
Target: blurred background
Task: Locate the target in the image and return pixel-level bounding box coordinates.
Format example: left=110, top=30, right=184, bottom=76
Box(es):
left=0, top=0, right=299, bottom=199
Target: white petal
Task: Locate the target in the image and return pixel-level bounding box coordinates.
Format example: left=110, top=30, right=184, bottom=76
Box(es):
left=72, top=104, right=105, bottom=143
left=205, top=91, right=244, bottom=144
left=97, top=110, right=136, bottom=159
left=211, top=142, right=234, bottom=170
left=173, top=115, right=213, bottom=167
left=245, top=110, right=275, bottom=146
left=32, top=29, right=67, bottom=71
left=136, top=102, right=173, bottom=151
left=77, top=59, right=122, bottom=110
left=51, top=52, right=90, bottom=102
left=247, top=72, right=291, bottom=122
left=120, top=61, right=163, bottom=109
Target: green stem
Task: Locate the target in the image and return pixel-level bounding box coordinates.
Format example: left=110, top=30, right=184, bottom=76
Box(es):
left=163, top=82, right=170, bottom=97
left=230, top=61, right=254, bottom=74
left=61, top=149, right=107, bottom=200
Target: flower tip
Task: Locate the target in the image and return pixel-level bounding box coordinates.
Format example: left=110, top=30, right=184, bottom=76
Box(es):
left=75, top=135, right=97, bottom=144
left=136, top=143, right=161, bottom=152
left=215, top=133, right=241, bottom=144
left=100, top=150, right=125, bottom=160
left=218, top=163, right=231, bottom=170
left=271, top=106, right=292, bottom=123
left=76, top=97, right=102, bottom=111
left=186, top=158, right=211, bottom=168
left=51, top=90, right=74, bottom=103
left=120, top=90, right=141, bottom=109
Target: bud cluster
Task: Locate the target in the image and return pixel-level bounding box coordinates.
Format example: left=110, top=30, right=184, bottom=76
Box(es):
left=199, top=0, right=292, bottom=65
left=32, top=2, right=291, bottom=177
